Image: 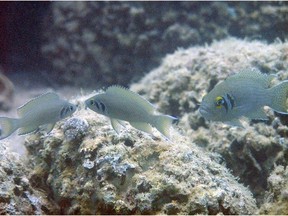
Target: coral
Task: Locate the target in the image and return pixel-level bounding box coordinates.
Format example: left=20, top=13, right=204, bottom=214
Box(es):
left=0, top=142, right=59, bottom=214
left=63, top=117, right=89, bottom=142
left=25, top=103, right=257, bottom=214
left=229, top=3, right=288, bottom=42
left=41, top=2, right=288, bottom=86
left=258, top=165, right=288, bottom=214
left=131, top=38, right=288, bottom=204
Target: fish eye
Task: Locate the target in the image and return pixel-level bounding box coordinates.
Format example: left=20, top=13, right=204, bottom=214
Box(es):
left=69, top=106, right=74, bottom=111
left=90, top=100, right=101, bottom=110
left=90, top=100, right=95, bottom=106
left=215, top=96, right=224, bottom=108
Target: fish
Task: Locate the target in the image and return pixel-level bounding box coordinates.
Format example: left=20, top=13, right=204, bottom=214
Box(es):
left=85, top=86, right=177, bottom=139
left=0, top=92, right=76, bottom=140
left=199, top=68, right=288, bottom=127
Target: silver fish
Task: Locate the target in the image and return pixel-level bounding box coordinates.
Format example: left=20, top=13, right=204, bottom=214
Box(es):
left=199, top=68, right=288, bottom=127
left=85, top=86, right=177, bottom=139
left=0, top=92, right=76, bottom=140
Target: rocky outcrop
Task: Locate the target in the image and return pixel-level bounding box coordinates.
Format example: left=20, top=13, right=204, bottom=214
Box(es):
left=131, top=38, right=288, bottom=204
left=25, top=103, right=257, bottom=214
left=41, top=2, right=288, bottom=86
left=0, top=142, right=59, bottom=214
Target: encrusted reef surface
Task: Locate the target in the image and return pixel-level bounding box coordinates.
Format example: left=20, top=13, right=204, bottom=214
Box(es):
left=0, top=142, right=59, bottom=214
left=42, top=1, right=288, bottom=87
left=25, top=105, right=256, bottom=214
left=131, top=38, right=288, bottom=207
left=258, top=165, right=288, bottom=214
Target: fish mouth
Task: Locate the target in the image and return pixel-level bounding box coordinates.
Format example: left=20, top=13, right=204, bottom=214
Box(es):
left=199, top=109, right=208, bottom=118
left=84, top=100, right=90, bottom=110
left=199, top=105, right=207, bottom=115
left=199, top=105, right=211, bottom=119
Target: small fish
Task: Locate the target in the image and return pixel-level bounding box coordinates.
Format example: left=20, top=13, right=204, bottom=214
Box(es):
left=0, top=92, right=76, bottom=140
left=85, top=86, right=177, bottom=139
left=199, top=68, right=288, bottom=127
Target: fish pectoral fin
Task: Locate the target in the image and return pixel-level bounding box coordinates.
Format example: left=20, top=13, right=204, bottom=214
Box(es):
left=40, top=123, right=56, bottom=134
left=225, top=119, right=244, bottom=128
left=18, top=125, right=39, bottom=135
left=129, top=122, right=153, bottom=134
left=111, top=118, right=123, bottom=134
left=117, top=120, right=126, bottom=127
left=246, top=108, right=268, bottom=120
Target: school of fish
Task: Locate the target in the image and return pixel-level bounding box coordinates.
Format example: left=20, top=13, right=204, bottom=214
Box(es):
left=0, top=68, right=288, bottom=140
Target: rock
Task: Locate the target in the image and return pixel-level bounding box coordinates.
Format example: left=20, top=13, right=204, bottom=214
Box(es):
left=63, top=117, right=89, bottom=142
left=130, top=38, right=288, bottom=204
left=258, top=165, right=288, bottom=214
left=0, top=142, right=59, bottom=214
left=25, top=103, right=257, bottom=214
left=41, top=2, right=288, bottom=87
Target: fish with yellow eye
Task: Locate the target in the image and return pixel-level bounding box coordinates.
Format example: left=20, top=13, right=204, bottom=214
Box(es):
left=199, top=68, right=288, bottom=127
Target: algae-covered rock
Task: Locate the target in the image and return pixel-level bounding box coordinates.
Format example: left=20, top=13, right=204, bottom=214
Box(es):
left=131, top=38, right=288, bottom=203
left=258, top=165, right=288, bottom=214
left=25, top=100, right=257, bottom=214
left=0, top=142, right=59, bottom=214
left=42, top=2, right=288, bottom=87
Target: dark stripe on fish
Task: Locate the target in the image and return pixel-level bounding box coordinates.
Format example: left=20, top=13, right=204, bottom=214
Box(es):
left=95, top=101, right=100, bottom=110
left=222, top=97, right=229, bottom=113
left=222, top=93, right=235, bottom=113
left=226, top=93, right=235, bottom=109
left=99, top=102, right=106, bottom=113
left=60, top=107, right=67, bottom=118
left=60, top=106, right=71, bottom=118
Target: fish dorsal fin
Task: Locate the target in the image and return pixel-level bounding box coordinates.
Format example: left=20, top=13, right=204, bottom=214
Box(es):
left=106, top=86, right=156, bottom=113
left=227, top=68, right=276, bottom=88
left=17, top=92, right=60, bottom=117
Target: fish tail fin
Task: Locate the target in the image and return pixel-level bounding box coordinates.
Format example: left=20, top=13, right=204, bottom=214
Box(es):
left=269, top=80, right=288, bottom=114
left=152, top=115, right=177, bottom=139
left=0, top=117, right=19, bottom=140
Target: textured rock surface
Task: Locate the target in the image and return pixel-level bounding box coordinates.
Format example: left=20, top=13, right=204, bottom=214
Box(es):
left=0, top=70, right=14, bottom=111
left=25, top=103, right=257, bottom=214
left=258, top=165, right=288, bottom=214
left=131, top=38, right=288, bottom=204
left=0, top=142, right=59, bottom=214
left=42, top=2, right=288, bottom=86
